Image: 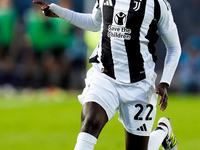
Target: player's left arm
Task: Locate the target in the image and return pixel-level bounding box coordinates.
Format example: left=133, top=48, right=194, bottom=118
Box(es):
left=157, top=0, right=182, bottom=111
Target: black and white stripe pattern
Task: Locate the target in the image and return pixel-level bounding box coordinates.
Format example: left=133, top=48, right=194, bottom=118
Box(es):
left=91, top=0, right=161, bottom=83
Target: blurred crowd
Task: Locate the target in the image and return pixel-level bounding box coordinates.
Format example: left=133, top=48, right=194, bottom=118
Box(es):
left=0, top=0, right=87, bottom=90
left=0, top=0, right=199, bottom=93
left=169, top=0, right=200, bottom=93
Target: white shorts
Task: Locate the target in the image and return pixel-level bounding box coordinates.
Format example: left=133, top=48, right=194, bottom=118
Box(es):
left=78, top=67, right=158, bottom=136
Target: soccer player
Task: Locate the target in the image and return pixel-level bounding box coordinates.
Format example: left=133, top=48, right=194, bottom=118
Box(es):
left=33, top=0, right=181, bottom=150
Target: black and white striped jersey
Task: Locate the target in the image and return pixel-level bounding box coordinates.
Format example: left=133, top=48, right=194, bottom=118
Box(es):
left=49, top=0, right=181, bottom=84
left=88, top=0, right=180, bottom=83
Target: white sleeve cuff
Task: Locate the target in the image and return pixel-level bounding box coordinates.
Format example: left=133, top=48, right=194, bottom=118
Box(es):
left=49, top=3, right=73, bottom=21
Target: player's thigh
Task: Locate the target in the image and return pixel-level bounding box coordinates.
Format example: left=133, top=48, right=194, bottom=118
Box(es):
left=119, top=97, right=157, bottom=136
left=81, top=101, right=109, bottom=138
left=118, top=78, right=158, bottom=136
left=120, top=99, right=157, bottom=150
left=79, top=72, right=120, bottom=121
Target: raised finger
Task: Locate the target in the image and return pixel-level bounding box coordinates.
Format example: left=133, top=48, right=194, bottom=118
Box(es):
left=33, top=1, right=45, bottom=5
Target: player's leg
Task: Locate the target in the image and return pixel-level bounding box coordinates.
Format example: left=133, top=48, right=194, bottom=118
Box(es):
left=118, top=100, right=157, bottom=150
left=118, top=80, right=158, bottom=150
left=75, top=67, right=119, bottom=150
left=125, top=131, right=149, bottom=150
left=148, top=124, right=168, bottom=150
left=80, top=101, right=108, bottom=137
left=74, top=101, right=108, bottom=150
left=148, top=117, right=177, bottom=150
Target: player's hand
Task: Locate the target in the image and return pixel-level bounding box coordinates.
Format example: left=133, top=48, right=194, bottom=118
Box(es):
left=33, top=1, right=59, bottom=18
left=156, top=82, right=169, bottom=111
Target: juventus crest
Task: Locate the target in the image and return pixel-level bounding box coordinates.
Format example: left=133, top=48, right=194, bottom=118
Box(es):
left=133, top=0, right=142, bottom=11
left=103, top=0, right=143, bottom=11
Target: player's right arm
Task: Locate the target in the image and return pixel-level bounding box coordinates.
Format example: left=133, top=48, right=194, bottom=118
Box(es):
left=33, top=0, right=102, bottom=32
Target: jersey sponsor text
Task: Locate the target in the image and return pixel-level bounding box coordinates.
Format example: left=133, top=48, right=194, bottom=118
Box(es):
left=107, top=25, right=131, bottom=40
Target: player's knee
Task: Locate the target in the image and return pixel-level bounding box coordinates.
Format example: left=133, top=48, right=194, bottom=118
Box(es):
left=80, top=102, right=108, bottom=137
left=82, top=117, right=99, bottom=131
left=81, top=114, right=107, bottom=137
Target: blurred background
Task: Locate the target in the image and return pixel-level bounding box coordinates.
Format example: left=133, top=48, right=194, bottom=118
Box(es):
left=0, top=1, right=199, bottom=150
left=0, top=0, right=199, bottom=93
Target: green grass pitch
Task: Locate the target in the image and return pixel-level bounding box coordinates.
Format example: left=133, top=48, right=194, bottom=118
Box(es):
left=0, top=90, right=199, bottom=150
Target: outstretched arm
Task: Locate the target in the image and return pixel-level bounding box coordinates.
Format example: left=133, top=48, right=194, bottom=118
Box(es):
left=33, top=1, right=102, bottom=32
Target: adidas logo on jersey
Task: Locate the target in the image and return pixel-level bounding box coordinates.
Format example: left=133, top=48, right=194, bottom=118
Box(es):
left=137, top=124, right=147, bottom=131
left=104, top=0, right=113, bottom=6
